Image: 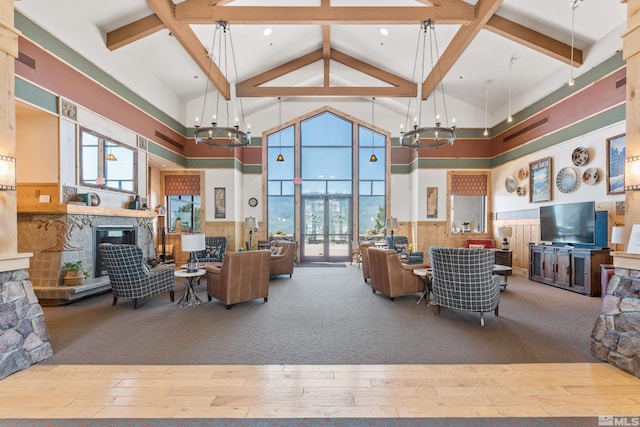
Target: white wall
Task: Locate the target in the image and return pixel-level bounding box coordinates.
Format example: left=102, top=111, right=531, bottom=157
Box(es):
left=492, top=121, right=626, bottom=213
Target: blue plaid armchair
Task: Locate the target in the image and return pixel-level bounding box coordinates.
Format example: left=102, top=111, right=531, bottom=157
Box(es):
left=99, top=243, right=175, bottom=309
left=429, top=247, right=501, bottom=326
left=385, top=235, right=424, bottom=264
left=195, top=236, right=227, bottom=263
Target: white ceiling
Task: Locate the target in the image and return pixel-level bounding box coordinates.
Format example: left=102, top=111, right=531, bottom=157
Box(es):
left=14, top=0, right=628, bottom=137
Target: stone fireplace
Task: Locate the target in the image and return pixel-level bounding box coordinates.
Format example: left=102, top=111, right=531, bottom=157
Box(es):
left=17, top=205, right=156, bottom=304
left=591, top=252, right=640, bottom=378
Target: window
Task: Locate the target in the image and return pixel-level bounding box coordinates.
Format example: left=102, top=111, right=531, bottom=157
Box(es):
left=449, top=172, right=489, bottom=233
left=167, top=195, right=201, bottom=233
left=80, top=128, right=137, bottom=193
left=164, top=174, right=201, bottom=233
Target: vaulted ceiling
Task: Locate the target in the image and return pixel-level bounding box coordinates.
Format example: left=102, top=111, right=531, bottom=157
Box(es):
left=14, top=0, right=627, bottom=135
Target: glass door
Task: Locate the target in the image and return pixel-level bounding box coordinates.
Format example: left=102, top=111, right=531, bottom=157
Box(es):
left=301, top=196, right=351, bottom=262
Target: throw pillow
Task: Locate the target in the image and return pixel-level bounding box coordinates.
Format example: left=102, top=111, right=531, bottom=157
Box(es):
left=270, top=246, right=283, bottom=255
left=468, top=244, right=486, bottom=249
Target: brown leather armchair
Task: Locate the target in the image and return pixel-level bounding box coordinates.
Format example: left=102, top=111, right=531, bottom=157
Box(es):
left=359, top=242, right=375, bottom=283
left=269, top=240, right=296, bottom=278
left=206, top=250, right=271, bottom=309
left=368, top=247, right=428, bottom=300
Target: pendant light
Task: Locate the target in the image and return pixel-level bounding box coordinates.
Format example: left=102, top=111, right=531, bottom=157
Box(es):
left=276, top=97, right=284, bottom=162
left=568, top=0, right=582, bottom=86
left=483, top=80, right=490, bottom=137
left=369, top=97, right=378, bottom=163
left=507, top=55, right=517, bottom=123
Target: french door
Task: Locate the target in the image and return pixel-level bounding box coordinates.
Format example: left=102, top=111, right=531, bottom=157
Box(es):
left=301, top=196, right=351, bottom=262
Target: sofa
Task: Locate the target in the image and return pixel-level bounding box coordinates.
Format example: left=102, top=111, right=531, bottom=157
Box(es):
left=269, top=240, right=296, bottom=278
left=206, top=250, right=271, bottom=309
left=385, top=235, right=424, bottom=264
left=98, top=243, right=175, bottom=309
left=464, top=239, right=496, bottom=249
left=429, top=246, right=501, bottom=326
left=195, top=236, right=227, bottom=263
left=367, top=247, right=428, bottom=300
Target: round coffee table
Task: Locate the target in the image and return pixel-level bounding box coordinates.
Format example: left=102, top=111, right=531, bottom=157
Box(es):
left=492, top=264, right=512, bottom=291
left=174, top=269, right=206, bottom=307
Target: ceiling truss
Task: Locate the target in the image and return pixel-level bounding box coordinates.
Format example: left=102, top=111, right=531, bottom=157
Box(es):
left=107, top=0, right=583, bottom=100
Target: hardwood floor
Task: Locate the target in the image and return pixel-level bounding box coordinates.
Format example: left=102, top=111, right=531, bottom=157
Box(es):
left=0, top=363, right=638, bottom=419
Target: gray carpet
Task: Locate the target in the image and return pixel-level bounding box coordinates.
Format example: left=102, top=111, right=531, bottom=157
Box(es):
left=40, top=264, right=603, bottom=365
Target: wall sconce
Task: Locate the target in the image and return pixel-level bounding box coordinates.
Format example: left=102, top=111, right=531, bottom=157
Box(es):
left=624, top=156, right=640, bottom=190
left=0, top=155, right=16, bottom=191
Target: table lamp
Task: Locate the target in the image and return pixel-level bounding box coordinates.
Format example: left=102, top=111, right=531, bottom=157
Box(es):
left=181, top=233, right=205, bottom=272
left=245, top=217, right=258, bottom=251
left=385, top=217, right=398, bottom=247
left=611, top=226, right=626, bottom=252
left=498, top=226, right=513, bottom=250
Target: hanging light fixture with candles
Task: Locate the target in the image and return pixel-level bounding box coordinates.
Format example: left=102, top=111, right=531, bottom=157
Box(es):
left=276, top=97, right=284, bottom=162
left=507, top=55, right=517, bottom=123
left=194, top=20, right=251, bottom=149
left=568, top=0, right=583, bottom=86
left=400, top=19, right=455, bottom=149
left=369, top=97, right=378, bottom=163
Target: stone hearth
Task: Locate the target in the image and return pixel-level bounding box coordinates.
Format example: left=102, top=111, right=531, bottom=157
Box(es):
left=17, top=205, right=156, bottom=304
left=591, top=253, right=640, bottom=378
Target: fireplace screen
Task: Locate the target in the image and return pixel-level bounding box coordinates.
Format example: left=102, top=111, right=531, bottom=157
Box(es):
left=94, top=226, right=137, bottom=277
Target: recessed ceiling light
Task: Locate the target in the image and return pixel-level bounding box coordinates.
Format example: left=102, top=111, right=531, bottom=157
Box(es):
left=380, top=28, right=389, bottom=36
left=263, top=28, right=272, bottom=36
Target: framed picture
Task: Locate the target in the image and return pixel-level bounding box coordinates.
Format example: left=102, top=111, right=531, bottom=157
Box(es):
left=426, top=187, right=438, bottom=218
left=607, top=133, right=626, bottom=194
left=529, top=157, right=552, bottom=203
left=214, top=187, right=226, bottom=219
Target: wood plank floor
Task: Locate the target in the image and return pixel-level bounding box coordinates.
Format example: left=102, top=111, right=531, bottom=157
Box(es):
left=0, top=363, right=638, bottom=419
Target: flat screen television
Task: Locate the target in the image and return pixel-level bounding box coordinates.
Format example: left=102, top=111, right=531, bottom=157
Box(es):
left=539, top=201, right=596, bottom=246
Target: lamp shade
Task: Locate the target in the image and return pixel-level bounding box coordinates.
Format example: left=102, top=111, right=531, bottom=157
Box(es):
left=181, top=233, right=205, bottom=252
left=611, top=226, right=626, bottom=245
left=0, top=155, right=16, bottom=190
left=245, top=217, right=258, bottom=229
left=498, top=227, right=513, bottom=239
left=385, top=217, right=398, bottom=229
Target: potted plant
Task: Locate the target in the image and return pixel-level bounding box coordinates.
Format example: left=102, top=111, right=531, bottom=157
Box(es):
left=63, top=261, right=90, bottom=286
left=462, top=222, right=471, bottom=232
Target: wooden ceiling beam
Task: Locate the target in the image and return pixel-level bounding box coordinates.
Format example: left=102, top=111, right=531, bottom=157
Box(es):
left=237, top=86, right=416, bottom=98
left=486, top=14, right=583, bottom=66
left=106, top=14, right=165, bottom=51
left=174, top=1, right=476, bottom=25
left=422, top=0, right=504, bottom=100
left=323, top=25, right=331, bottom=88
left=237, top=48, right=416, bottom=98
left=145, top=0, right=230, bottom=99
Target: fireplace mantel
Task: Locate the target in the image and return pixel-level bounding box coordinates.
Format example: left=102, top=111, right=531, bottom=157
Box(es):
left=610, top=251, right=640, bottom=270
left=18, top=204, right=157, bottom=218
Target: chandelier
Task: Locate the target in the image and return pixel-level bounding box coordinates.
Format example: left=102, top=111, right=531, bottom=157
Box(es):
left=194, top=20, right=251, bottom=148
left=400, top=19, right=455, bottom=149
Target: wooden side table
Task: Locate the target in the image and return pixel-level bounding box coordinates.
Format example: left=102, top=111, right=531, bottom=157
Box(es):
left=174, top=269, right=206, bottom=308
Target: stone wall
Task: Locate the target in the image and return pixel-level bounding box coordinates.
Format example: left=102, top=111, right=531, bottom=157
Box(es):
left=0, top=268, right=53, bottom=380
left=591, top=267, right=640, bottom=378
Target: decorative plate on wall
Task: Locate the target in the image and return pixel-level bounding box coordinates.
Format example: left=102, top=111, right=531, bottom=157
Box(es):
left=518, top=167, right=528, bottom=180
left=556, top=167, right=578, bottom=193
left=582, top=167, right=600, bottom=185
left=505, top=176, right=517, bottom=193
left=516, top=186, right=526, bottom=197
left=571, top=147, right=590, bottom=166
